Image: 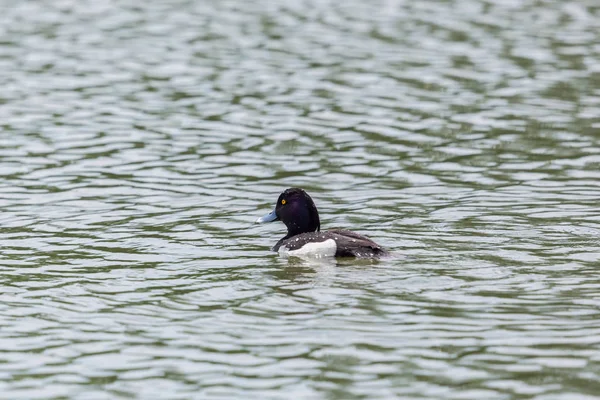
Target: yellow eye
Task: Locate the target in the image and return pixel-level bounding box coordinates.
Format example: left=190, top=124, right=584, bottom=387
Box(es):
left=281, top=199, right=287, bottom=205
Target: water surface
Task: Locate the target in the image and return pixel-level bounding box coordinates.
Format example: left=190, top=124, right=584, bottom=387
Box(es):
left=1, top=0, right=600, bottom=398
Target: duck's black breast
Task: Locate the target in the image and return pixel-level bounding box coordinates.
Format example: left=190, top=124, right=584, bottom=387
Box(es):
left=273, top=229, right=389, bottom=258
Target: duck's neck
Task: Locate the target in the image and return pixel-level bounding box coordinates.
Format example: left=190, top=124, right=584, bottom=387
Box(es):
left=284, top=219, right=318, bottom=239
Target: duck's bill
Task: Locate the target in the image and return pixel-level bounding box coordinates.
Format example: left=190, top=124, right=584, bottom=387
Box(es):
left=256, top=210, right=278, bottom=224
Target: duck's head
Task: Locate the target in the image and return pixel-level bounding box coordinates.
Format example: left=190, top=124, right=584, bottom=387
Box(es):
left=256, top=188, right=320, bottom=236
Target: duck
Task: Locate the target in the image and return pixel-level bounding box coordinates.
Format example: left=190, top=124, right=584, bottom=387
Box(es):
left=256, top=188, right=389, bottom=258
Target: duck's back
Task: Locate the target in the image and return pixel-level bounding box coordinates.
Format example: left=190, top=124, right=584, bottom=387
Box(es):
left=273, top=229, right=388, bottom=258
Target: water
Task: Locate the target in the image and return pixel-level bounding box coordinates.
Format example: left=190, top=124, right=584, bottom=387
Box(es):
left=1, top=0, right=600, bottom=398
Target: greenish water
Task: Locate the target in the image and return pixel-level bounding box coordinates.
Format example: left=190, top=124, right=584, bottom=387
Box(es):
left=1, top=0, right=600, bottom=398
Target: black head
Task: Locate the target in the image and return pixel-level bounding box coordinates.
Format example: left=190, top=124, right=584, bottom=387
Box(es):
left=256, top=188, right=320, bottom=237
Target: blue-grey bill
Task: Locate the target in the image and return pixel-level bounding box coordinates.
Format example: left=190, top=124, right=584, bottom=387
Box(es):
left=256, top=210, right=278, bottom=224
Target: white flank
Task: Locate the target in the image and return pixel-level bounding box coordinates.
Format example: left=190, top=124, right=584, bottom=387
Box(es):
left=279, top=239, right=337, bottom=258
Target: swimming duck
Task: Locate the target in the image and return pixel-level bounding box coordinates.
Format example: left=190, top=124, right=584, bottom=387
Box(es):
left=256, top=188, right=389, bottom=258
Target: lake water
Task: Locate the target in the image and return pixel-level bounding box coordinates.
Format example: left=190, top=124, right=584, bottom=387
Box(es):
left=1, top=0, right=600, bottom=398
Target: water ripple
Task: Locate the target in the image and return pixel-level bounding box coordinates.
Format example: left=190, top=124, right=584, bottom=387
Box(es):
left=1, top=0, right=600, bottom=398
